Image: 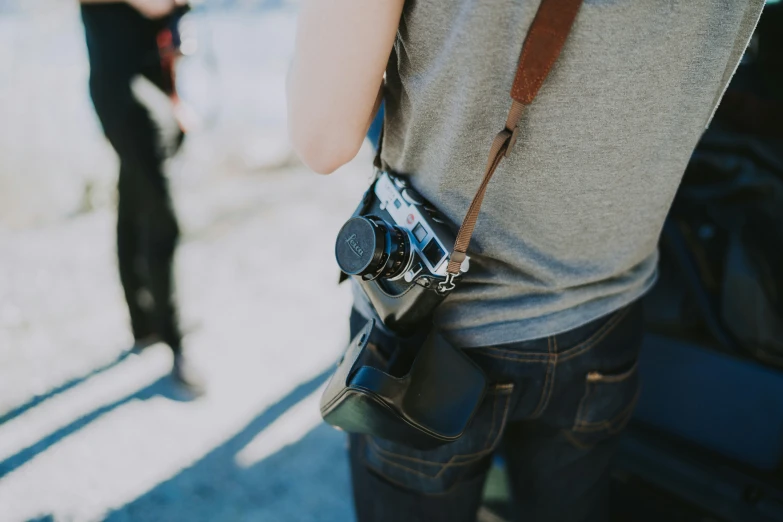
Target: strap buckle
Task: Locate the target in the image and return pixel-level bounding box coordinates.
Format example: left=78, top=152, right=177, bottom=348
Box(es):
left=437, top=272, right=459, bottom=295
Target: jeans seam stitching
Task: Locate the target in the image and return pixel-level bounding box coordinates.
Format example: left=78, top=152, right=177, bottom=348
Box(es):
left=368, top=393, right=510, bottom=466
left=474, top=348, right=549, bottom=358
left=573, top=389, right=641, bottom=432
left=530, top=337, right=556, bottom=419
left=586, top=361, right=639, bottom=384
left=541, top=339, right=559, bottom=415
left=363, top=460, right=472, bottom=497
left=561, top=429, right=593, bottom=450
left=575, top=364, right=640, bottom=428
left=480, top=388, right=500, bottom=450
left=360, top=436, right=450, bottom=493
left=472, top=352, right=552, bottom=363
left=365, top=393, right=512, bottom=477
left=574, top=381, right=593, bottom=429
left=558, top=307, right=631, bottom=364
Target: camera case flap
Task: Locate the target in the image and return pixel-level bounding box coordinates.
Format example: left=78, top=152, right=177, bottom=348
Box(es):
left=358, top=277, right=446, bottom=334
left=320, top=319, right=487, bottom=449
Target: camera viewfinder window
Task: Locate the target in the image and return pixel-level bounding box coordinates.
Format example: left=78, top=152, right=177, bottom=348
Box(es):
left=423, top=238, right=446, bottom=268
left=413, top=223, right=427, bottom=243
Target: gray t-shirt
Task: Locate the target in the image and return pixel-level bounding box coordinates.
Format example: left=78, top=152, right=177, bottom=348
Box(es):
left=356, top=0, right=763, bottom=348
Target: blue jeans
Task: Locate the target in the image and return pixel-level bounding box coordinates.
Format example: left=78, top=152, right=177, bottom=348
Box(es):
left=348, top=301, right=644, bottom=522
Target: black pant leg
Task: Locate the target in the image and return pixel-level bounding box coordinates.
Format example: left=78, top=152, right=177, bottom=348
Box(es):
left=117, top=162, right=154, bottom=340
left=81, top=4, right=182, bottom=351
left=140, top=186, right=181, bottom=352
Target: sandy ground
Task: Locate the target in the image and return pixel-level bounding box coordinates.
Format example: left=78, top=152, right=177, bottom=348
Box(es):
left=0, top=3, right=372, bottom=521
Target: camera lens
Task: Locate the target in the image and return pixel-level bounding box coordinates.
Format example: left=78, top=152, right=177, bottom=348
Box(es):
left=335, top=216, right=412, bottom=280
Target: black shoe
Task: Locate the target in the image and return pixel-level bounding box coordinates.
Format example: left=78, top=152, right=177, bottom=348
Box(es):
left=171, top=351, right=206, bottom=396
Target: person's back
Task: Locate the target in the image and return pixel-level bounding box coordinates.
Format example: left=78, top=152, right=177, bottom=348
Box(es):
left=380, top=1, right=763, bottom=347
left=287, top=1, right=765, bottom=521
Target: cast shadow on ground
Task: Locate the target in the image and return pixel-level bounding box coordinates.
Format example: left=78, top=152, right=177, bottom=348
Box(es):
left=102, top=369, right=355, bottom=522
left=0, top=349, right=138, bottom=427
left=0, top=369, right=196, bottom=480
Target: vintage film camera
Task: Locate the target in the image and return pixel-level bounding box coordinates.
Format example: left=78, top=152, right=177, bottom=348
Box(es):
left=335, top=171, right=470, bottom=334
left=324, top=172, right=483, bottom=448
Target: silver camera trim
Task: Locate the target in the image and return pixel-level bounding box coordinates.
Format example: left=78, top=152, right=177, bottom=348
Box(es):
left=374, top=172, right=455, bottom=279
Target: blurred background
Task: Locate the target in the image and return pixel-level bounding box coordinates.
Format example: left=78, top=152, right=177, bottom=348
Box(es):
left=0, top=1, right=370, bottom=520
left=1, top=1, right=783, bottom=522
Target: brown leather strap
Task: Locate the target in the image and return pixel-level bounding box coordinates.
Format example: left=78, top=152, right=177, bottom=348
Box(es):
left=445, top=0, right=583, bottom=278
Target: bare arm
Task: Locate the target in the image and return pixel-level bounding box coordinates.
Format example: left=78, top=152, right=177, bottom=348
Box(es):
left=287, top=0, right=404, bottom=174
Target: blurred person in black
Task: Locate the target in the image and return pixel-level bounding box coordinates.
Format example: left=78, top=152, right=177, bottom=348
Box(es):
left=79, top=0, right=200, bottom=390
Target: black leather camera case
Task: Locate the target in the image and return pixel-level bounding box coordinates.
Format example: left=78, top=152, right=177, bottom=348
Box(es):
left=320, top=319, right=487, bottom=449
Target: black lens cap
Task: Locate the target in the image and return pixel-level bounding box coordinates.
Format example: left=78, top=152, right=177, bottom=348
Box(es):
left=335, top=217, right=386, bottom=276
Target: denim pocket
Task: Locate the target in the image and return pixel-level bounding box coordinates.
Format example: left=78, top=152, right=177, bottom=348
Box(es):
left=568, top=362, right=640, bottom=448
left=361, top=384, right=513, bottom=495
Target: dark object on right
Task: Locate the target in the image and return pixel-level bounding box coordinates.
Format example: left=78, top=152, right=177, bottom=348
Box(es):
left=645, top=40, right=783, bottom=368
left=619, top=6, right=783, bottom=519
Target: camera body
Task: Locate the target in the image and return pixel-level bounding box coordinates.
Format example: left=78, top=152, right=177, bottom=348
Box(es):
left=335, top=171, right=469, bottom=334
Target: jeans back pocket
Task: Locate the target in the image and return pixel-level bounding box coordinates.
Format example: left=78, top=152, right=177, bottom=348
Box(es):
left=569, top=362, right=640, bottom=448
left=360, top=384, right=513, bottom=495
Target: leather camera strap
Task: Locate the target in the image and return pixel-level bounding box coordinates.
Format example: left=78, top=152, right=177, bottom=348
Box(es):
left=444, top=0, right=584, bottom=282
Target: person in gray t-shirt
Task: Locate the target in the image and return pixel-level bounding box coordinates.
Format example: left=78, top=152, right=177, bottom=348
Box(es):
left=288, top=1, right=764, bottom=520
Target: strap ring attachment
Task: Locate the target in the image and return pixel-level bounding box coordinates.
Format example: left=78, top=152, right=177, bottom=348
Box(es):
left=437, top=272, right=459, bottom=295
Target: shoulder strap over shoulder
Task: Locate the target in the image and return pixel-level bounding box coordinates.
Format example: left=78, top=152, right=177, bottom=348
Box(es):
left=443, top=0, right=584, bottom=286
